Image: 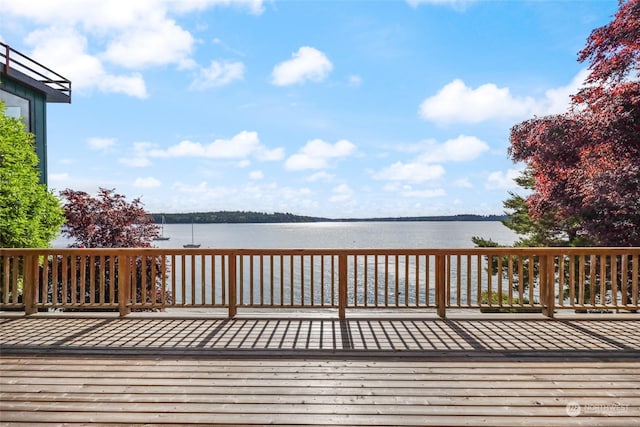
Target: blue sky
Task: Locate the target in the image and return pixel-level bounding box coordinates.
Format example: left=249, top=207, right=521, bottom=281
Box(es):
left=1, top=0, right=618, bottom=218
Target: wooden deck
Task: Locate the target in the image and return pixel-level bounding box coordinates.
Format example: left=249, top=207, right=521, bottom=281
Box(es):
left=1, top=312, right=639, bottom=426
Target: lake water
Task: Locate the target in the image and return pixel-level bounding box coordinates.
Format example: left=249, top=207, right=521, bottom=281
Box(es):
left=52, top=222, right=520, bottom=306
left=54, top=221, right=518, bottom=249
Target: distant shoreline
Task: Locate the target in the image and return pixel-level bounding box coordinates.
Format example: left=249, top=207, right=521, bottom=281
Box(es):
left=150, top=211, right=508, bottom=224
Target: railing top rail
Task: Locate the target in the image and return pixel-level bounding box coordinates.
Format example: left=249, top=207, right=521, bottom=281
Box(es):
left=1, top=42, right=71, bottom=100
left=1, top=247, right=639, bottom=256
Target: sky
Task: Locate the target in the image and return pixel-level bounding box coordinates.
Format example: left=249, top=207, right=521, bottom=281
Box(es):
left=0, top=0, right=619, bottom=218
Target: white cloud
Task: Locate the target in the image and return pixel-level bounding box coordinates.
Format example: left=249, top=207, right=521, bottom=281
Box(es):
left=119, top=156, right=151, bottom=168
left=190, top=60, right=245, bottom=90
left=348, top=74, right=363, bottom=87
left=134, top=177, right=162, bottom=188
left=101, top=17, right=196, bottom=70
left=271, top=46, right=333, bottom=86
left=419, top=71, right=589, bottom=125
left=419, top=79, right=534, bottom=124
left=453, top=178, right=473, bottom=188
left=2, top=0, right=266, bottom=29
left=212, top=37, right=247, bottom=57
left=87, top=137, right=116, bottom=151
left=374, top=135, right=487, bottom=185
left=539, top=69, right=590, bottom=116
left=119, top=142, right=154, bottom=167
left=406, top=0, right=474, bottom=8
left=172, top=180, right=212, bottom=194
left=149, top=131, right=283, bottom=161
left=285, top=139, right=356, bottom=171
left=49, top=172, right=70, bottom=183
left=329, top=184, right=353, bottom=203
left=375, top=162, right=445, bottom=183
left=249, top=170, right=264, bottom=180
left=6, top=0, right=266, bottom=98
left=163, top=180, right=318, bottom=213
left=25, top=27, right=148, bottom=98
left=399, top=186, right=446, bottom=198
left=485, top=168, right=523, bottom=190
left=256, top=147, right=285, bottom=161
left=307, top=171, right=335, bottom=182
left=416, top=135, right=489, bottom=163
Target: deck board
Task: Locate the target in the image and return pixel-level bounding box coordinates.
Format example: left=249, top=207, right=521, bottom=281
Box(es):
left=1, top=313, right=639, bottom=426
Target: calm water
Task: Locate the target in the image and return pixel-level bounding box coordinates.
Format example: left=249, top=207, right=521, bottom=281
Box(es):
left=52, top=222, right=520, bottom=305
left=54, top=221, right=517, bottom=249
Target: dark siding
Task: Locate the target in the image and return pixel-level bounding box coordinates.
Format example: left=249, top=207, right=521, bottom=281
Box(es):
left=1, top=77, right=48, bottom=185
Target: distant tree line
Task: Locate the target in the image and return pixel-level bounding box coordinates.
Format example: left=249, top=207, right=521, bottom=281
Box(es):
left=149, top=211, right=507, bottom=224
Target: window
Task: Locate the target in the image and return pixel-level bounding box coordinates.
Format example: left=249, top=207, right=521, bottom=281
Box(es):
left=0, top=89, right=30, bottom=130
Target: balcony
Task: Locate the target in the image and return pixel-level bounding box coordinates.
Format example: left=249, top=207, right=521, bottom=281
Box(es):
left=1, top=247, right=638, bottom=425
left=1, top=42, right=71, bottom=103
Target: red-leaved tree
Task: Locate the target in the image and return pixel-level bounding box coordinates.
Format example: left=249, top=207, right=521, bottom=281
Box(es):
left=60, top=188, right=159, bottom=247
left=509, top=0, right=640, bottom=247
left=54, top=188, right=169, bottom=309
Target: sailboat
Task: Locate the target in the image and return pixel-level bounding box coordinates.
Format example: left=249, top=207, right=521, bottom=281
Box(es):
left=183, top=222, right=200, bottom=248
left=153, top=216, right=170, bottom=241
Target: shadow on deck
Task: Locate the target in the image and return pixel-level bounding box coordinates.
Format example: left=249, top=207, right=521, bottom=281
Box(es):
left=1, top=312, right=639, bottom=361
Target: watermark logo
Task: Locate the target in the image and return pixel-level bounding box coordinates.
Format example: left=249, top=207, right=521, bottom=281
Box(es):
left=566, top=402, right=581, bottom=417
left=566, top=402, right=628, bottom=417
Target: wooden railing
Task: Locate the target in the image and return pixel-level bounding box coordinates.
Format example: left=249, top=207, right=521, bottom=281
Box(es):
left=1, top=42, right=72, bottom=102
left=1, top=248, right=638, bottom=318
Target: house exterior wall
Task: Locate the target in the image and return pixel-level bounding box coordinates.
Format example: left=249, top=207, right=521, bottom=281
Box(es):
left=1, top=77, right=48, bottom=185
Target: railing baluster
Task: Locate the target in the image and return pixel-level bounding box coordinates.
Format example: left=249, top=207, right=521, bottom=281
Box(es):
left=476, top=254, right=482, bottom=306
left=171, top=255, right=177, bottom=306
left=632, top=254, right=639, bottom=306
left=210, top=254, right=216, bottom=306
left=338, top=254, right=347, bottom=319
left=270, top=255, right=274, bottom=306
left=600, top=255, right=606, bottom=307
left=118, top=254, right=131, bottom=316
left=611, top=254, right=618, bottom=307
left=201, top=255, right=206, bottom=306
left=373, top=255, right=379, bottom=307
left=557, top=255, right=564, bottom=307
left=299, top=255, right=303, bottom=306
left=497, top=255, right=503, bottom=308
left=322, top=255, right=326, bottom=307
left=160, top=255, right=167, bottom=308
left=353, top=255, right=358, bottom=308
left=528, top=256, right=534, bottom=305
left=310, top=255, right=315, bottom=308
left=3, top=256, right=10, bottom=305
left=23, top=255, right=35, bottom=314
left=487, top=255, right=492, bottom=307
left=425, top=255, right=431, bottom=307
left=590, top=255, right=597, bottom=306
left=228, top=254, right=236, bottom=317
left=221, top=254, right=227, bottom=306
left=436, top=254, right=446, bottom=318
left=181, top=255, right=186, bottom=306
left=405, top=255, right=410, bottom=307
left=190, top=254, right=196, bottom=306
left=507, top=255, right=514, bottom=307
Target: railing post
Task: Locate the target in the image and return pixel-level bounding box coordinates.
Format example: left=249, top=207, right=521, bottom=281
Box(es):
left=436, top=254, right=446, bottom=319
left=23, top=254, right=37, bottom=315
left=4, top=43, right=10, bottom=74
left=118, top=255, right=131, bottom=317
left=228, top=254, right=237, bottom=318
left=338, top=254, right=348, bottom=319
left=541, top=255, right=555, bottom=319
